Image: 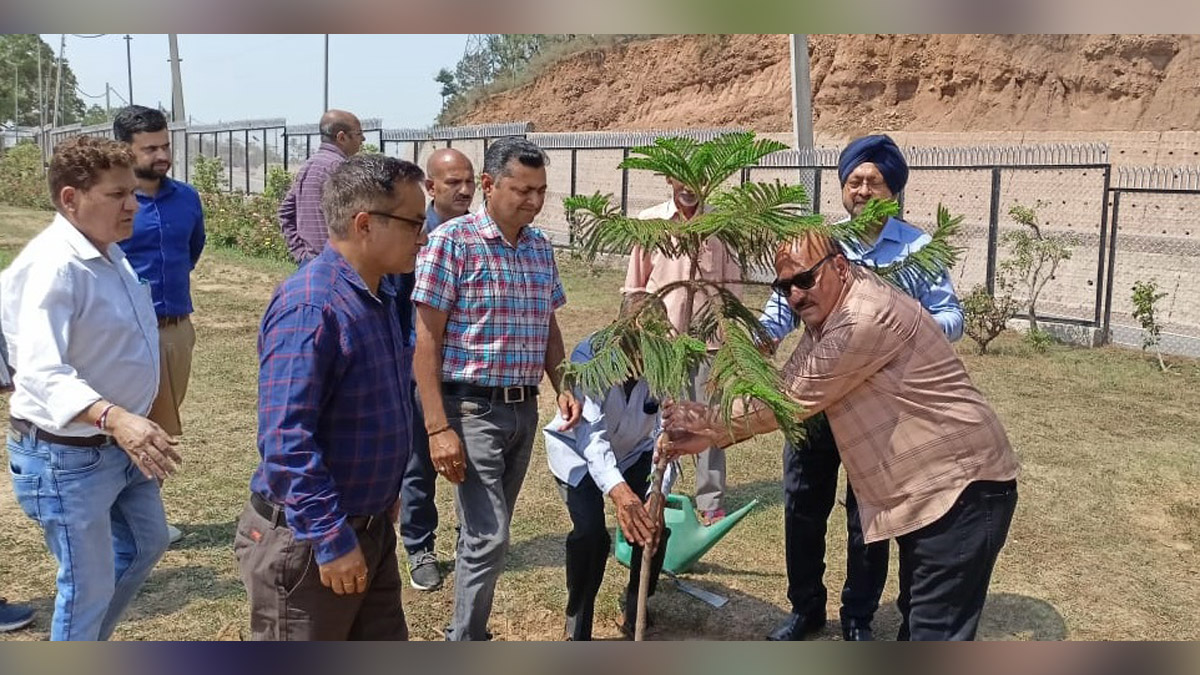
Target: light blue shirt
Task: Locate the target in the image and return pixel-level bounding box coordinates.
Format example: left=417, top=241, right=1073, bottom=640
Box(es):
left=542, top=336, right=660, bottom=495
left=760, top=216, right=964, bottom=342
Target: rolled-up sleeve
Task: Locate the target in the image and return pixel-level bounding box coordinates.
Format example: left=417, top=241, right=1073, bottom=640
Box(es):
left=412, top=233, right=460, bottom=312
left=257, top=303, right=357, bottom=564
left=919, top=271, right=964, bottom=342
left=11, top=265, right=102, bottom=429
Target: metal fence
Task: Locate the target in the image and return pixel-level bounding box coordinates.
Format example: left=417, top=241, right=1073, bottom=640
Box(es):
left=184, top=118, right=287, bottom=194
left=14, top=118, right=1200, bottom=356
left=1105, top=167, right=1200, bottom=357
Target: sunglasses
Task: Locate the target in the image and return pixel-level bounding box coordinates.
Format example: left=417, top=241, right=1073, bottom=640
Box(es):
left=366, top=211, right=426, bottom=230
left=771, top=253, right=837, bottom=296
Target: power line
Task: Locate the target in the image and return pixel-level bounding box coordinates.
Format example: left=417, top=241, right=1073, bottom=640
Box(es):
left=75, top=84, right=106, bottom=100
left=70, top=34, right=107, bottom=39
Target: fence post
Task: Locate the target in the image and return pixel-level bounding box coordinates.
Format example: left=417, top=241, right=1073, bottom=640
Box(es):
left=184, top=132, right=191, bottom=182
left=283, top=132, right=289, bottom=172
left=1101, top=190, right=1121, bottom=342
left=620, top=147, right=630, bottom=215
left=813, top=167, right=822, bottom=215
left=245, top=129, right=251, bottom=194
left=1093, top=165, right=1113, bottom=328
left=985, top=167, right=1002, bottom=295
left=227, top=131, right=234, bottom=192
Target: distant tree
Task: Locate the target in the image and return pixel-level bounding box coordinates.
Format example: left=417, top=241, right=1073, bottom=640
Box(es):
left=81, top=104, right=109, bottom=126
left=434, top=68, right=458, bottom=104
left=0, top=34, right=86, bottom=127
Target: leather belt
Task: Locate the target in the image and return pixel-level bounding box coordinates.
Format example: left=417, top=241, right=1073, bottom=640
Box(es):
left=442, top=382, right=538, bottom=404
left=250, top=492, right=383, bottom=531
left=158, top=315, right=188, bottom=328
left=9, top=417, right=112, bottom=448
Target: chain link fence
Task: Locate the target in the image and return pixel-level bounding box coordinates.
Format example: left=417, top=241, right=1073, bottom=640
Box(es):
left=18, top=118, right=1200, bottom=357
left=1106, top=167, right=1200, bottom=357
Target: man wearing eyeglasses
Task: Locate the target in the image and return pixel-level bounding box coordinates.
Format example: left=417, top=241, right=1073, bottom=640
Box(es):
left=237, top=155, right=427, bottom=640
left=278, top=110, right=365, bottom=264
left=759, top=135, right=964, bottom=642
left=665, top=230, right=1015, bottom=641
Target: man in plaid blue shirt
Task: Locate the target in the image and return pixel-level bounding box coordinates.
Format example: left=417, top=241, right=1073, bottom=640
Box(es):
left=236, top=154, right=428, bottom=641
left=413, top=136, right=582, bottom=641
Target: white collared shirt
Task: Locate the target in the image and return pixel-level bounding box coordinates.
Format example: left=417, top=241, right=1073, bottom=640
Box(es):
left=542, top=336, right=661, bottom=495
left=1, top=214, right=160, bottom=436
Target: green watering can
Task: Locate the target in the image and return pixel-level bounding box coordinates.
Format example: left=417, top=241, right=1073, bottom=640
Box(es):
left=614, top=493, right=759, bottom=574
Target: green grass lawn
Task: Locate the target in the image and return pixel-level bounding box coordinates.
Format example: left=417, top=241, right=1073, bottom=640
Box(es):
left=2, top=204, right=1199, bottom=640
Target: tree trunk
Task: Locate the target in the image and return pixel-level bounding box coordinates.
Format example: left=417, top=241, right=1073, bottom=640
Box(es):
left=635, top=448, right=670, bottom=641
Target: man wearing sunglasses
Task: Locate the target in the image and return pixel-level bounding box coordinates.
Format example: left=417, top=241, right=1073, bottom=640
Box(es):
left=665, top=231, right=1016, bottom=641
left=278, top=109, right=366, bottom=264
left=759, top=135, right=964, bottom=642
left=237, top=155, right=427, bottom=640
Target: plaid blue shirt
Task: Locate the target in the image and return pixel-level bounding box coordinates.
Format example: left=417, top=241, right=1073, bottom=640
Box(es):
left=412, top=207, right=566, bottom=387
left=251, top=246, right=413, bottom=564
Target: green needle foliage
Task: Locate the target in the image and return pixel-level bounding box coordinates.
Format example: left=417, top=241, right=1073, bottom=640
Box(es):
left=562, top=131, right=962, bottom=443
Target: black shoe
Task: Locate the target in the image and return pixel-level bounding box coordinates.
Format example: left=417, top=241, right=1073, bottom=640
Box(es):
left=841, top=622, right=874, bottom=641
left=766, top=611, right=826, bottom=641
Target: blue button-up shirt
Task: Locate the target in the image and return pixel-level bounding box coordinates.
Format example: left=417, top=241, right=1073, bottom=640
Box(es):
left=760, top=217, right=964, bottom=342
left=251, top=246, right=414, bottom=564
left=119, top=177, right=206, bottom=318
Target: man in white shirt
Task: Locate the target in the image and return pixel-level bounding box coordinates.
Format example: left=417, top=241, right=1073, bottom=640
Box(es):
left=2, top=136, right=182, bottom=641
left=542, top=293, right=670, bottom=640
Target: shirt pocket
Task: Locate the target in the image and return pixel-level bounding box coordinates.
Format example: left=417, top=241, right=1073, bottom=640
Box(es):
left=458, top=268, right=500, bottom=320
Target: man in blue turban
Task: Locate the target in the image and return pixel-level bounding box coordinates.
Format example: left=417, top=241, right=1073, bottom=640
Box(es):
left=758, top=135, right=964, bottom=641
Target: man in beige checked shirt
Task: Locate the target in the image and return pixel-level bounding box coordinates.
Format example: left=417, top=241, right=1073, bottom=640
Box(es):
left=663, top=231, right=1019, bottom=641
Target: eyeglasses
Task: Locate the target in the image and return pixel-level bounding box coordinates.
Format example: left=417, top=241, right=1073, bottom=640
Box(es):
left=366, top=211, right=425, bottom=230
left=771, top=253, right=836, bottom=296
left=844, top=178, right=888, bottom=192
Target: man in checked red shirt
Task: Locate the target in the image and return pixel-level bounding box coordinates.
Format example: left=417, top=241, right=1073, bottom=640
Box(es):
left=413, top=136, right=583, bottom=641
left=236, top=154, right=428, bottom=640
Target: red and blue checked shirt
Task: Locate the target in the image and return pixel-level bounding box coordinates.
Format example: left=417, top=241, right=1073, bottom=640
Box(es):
left=251, top=246, right=413, bottom=564
left=412, top=208, right=566, bottom=387
left=277, top=142, right=346, bottom=263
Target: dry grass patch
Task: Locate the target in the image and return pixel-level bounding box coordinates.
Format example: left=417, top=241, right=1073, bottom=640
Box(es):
left=1, top=205, right=1198, bottom=640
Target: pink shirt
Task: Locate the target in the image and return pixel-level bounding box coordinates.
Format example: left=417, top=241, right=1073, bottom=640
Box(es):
left=623, top=200, right=743, bottom=347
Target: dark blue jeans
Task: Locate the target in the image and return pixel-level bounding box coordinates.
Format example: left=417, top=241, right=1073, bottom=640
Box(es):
left=399, top=383, right=437, bottom=555
left=782, top=413, right=888, bottom=626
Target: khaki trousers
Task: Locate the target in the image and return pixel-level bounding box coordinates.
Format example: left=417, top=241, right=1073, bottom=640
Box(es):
left=147, top=316, right=195, bottom=436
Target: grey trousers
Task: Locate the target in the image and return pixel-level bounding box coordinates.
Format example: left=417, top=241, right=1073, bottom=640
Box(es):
left=690, top=357, right=726, bottom=513
left=444, top=391, right=539, bottom=641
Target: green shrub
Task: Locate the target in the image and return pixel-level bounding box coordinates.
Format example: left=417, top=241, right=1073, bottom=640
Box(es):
left=195, top=156, right=291, bottom=262
left=0, top=142, right=53, bottom=211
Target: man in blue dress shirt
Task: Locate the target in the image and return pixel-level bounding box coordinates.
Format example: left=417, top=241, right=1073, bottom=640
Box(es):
left=761, top=135, right=964, bottom=642
left=235, top=155, right=428, bottom=640
left=115, top=106, right=206, bottom=546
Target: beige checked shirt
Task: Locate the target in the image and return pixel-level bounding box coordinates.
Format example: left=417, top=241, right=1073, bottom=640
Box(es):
left=778, top=267, right=1019, bottom=543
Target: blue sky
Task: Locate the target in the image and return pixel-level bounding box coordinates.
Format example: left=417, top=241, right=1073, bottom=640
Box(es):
left=40, top=34, right=470, bottom=129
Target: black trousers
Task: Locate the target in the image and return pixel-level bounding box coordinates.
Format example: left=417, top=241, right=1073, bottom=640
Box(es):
left=556, top=451, right=669, bottom=641
left=896, top=479, right=1018, bottom=641
left=782, top=413, right=889, bottom=625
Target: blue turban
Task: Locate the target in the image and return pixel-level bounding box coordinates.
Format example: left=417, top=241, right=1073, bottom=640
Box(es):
left=837, top=134, right=909, bottom=195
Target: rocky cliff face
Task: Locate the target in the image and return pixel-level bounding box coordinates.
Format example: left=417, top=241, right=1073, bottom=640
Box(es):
left=449, top=34, right=1200, bottom=137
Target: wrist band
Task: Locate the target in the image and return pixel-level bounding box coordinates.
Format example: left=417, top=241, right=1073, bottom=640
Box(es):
left=426, top=424, right=452, bottom=437
left=96, top=403, right=117, bottom=431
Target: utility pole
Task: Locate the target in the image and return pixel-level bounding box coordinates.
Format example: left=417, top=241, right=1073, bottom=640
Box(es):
left=37, top=37, right=45, bottom=162
left=124, top=34, right=134, bottom=103
left=789, top=34, right=814, bottom=152
left=12, top=55, right=18, bottom=127
left=168, top=34, right=185, bottom=123
left=323, top=34, right=329, bottom=111
left=53, top=34, right=65, bottom=128
left=105, top=82, right=111, bottom=118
